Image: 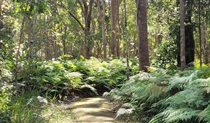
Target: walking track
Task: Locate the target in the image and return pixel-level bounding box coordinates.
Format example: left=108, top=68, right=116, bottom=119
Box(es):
left=70, top=97, right=117, bottom=123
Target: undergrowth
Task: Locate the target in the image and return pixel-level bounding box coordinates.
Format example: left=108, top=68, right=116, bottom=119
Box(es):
left=109, top=67, right=210, bottom=123
left=17, top=56, right=138, bottom=99
left=1, top=56, right=210, bottom=123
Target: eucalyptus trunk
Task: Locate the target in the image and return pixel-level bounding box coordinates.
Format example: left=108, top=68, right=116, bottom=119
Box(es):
left=177, top=0, right=194, bottom=67
left=0, top=0, right=2, bottom=16
left=78, top=0, right=94, bottom=58
left=180, top=0, right=186, bottom=70
left=102, top=0, right=107, bottom=59
left=137, top=0, right=150, bottom=72
left=110, top=0, right=120, bottom=57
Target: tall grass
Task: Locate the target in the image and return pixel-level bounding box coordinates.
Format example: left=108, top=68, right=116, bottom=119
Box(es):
left=10, top=90, right=47, bottom=123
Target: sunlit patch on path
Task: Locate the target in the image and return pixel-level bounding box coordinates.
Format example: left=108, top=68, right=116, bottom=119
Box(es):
left=70, top=97, right=116, bottom=123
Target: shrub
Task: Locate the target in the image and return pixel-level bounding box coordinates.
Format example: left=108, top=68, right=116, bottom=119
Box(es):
left=16, top=57, right=138, bottom=98
left=109, top=67, right=210, bottom=123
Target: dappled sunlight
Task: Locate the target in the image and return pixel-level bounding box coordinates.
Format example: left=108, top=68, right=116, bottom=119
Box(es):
left=70, top=97, right=116, bottom=122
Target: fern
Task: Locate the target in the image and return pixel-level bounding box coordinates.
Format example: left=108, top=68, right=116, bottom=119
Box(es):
left=110, top=68, right=210, bottom=123
left=150, top=107, right=200, bottom=123
left=133, top=83, right=163, bottom=103
left=80, top=84, right=98, bottom=95
left=198, top=105, right=210, bottom=123
left=150, top=71, right=210, bottom=123
left=165, top=89, right=206, bottom=108
left=117, top=72, right=150, bottom=96
left=197, top=67, right=210, bottom=79
left=166, top=70, right=199, bottom=93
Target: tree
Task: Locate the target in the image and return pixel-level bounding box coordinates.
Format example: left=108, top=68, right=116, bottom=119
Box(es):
left=0, top=0, right=2, bottom=16
left=180, top=0, right=186, bottom=70
left=177, top=0, right=195, bottom=67
left=198, top=0, right=202, bottom=66
left=0, top=0, right=3, bottom=29
left=137, top=0, right=150, bottom=71
left=203, top=0, right=210, bottom=64
left=78, top=0, right=94, bottom=58
left=110, top=0, right=120, bottom=57
left=101, top=0, right=107, bottom=59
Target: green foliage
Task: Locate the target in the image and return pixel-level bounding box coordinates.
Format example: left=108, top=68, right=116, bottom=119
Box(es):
left=17, top=60, right=83, bottom=98
left=16, top=57, right=137, bottom=98
left=153, top=41, right=177, bottom=69
left=13, top=0, right=48, bottom=14
left=9, top=91, right=46, bottom=123
left=0, top=61, right=14, bottom=123
left=197, top=67, right=210, bottom=79
left=199, top=105, right=210, bottom=122
left=110, top=67, right=210, bottom=123
left=0, top=88, right=47, bottom=123
left=150, top=108, right=200, bottom=123
left=0, top=83, right=12, bottom=123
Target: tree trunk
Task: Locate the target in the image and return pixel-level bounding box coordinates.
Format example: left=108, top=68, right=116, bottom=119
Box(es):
left=177, top=0, right=194, bottom=67
left=78, top=0, right=94, bottom=58
left=110, top=0, right=120, bottom=57
left=15, top=0, right=28, bottom=87
left=137, top=0, right=150, bottom=71
left=116, top=2, right=120, bottom=57
left=198, top=0, right=202, bottom=66
left=204, top=2, right=209, bottom=64
left=180, top=0, right=186, bottom=70
left=62, top=27, right=67, bottom=55
left=102, top=0, right=107, bottom=59
left=28, top=15, right=34, bottom=59
left=0, top=0, right=2, bottom=16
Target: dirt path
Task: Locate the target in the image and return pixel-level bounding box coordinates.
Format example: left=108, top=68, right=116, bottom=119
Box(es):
left=70, top=97, right=116, bottom=123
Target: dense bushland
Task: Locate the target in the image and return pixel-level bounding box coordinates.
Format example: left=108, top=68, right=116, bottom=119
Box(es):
left=17, top=57, right=138, bottom=98
left=108, top=67, right=210, bottom=123
left=1, top=56, right=210, bottom=122
left=0, top=57, right=138, bottom=122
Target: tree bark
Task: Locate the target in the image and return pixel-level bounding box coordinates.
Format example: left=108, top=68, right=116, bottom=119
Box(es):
left=198, top=0, right=202, bottom=66
left=110, top=0, right=120, bottom=57
left=102, top=0, right=107, bottom=59
left=177, top=0, right=194, bottom=67
left=180, top=0, right=186, bottom=70
left=27, top=15, right=34, bottom=59
left=0, top=0, right=2, bottom=16
left=78, top=0, right=94, bottom=58
left=137, top=0, right=150, bottom=71
left=15, top=0, right=28, bottom=87
left=62, top=27, right=67, bottom=55
left=204, top=1, right=209, bottom=64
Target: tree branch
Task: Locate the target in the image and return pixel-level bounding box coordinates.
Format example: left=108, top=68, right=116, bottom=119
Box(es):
left=58, top=2, right=85, bottom=31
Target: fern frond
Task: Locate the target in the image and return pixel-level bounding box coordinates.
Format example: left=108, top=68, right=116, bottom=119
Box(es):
left=165, top=77, right=187, bottom=93
left=149, top=113, right=164, bottom=123
left=133, top=83, right=163, bottom=103
left=198, top=105, right=210, bottom=123
left=118, top=72, right=151, bottom=96
left=150, top=107, right=200, bottom=123
left=165, top=89, right=206, bottom=108
left=164, top=108, right=200, bottom=123
left=166, top=71, right=199, bottom=93
left=80, top=84, right=98, bottom=95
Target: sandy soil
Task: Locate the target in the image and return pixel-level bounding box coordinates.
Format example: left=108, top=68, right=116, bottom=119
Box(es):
left=70, top=97, right=117, bottom=123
